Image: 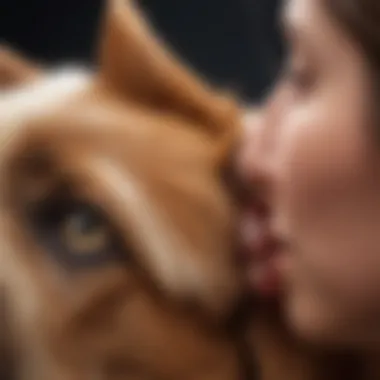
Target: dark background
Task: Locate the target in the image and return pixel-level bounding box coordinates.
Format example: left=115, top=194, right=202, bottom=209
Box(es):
left=0, top=0, right=284, bottom=102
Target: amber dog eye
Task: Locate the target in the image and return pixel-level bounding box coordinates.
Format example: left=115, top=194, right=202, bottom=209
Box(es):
left=29, top=196, right=122, bottom=268
left=61, top=208, right=110, bottom=255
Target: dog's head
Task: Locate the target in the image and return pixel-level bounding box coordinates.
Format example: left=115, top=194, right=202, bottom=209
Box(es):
left=0, top=1, right=247, bottom=379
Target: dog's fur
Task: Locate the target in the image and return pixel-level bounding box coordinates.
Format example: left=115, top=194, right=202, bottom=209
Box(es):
left=0, top=1, right=364, bottom=379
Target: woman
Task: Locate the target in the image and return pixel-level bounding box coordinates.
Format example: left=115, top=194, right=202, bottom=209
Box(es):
left=237, top=0, right=380, bottom=348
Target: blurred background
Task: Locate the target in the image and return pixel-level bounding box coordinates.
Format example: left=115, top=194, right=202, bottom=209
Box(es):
left=0, top=0, right=284, bottom=102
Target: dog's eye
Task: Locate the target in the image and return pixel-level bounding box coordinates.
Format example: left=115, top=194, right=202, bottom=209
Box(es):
left=30, top=197, right=121, bottom=268
left=61, top=207, right=110, bottom=256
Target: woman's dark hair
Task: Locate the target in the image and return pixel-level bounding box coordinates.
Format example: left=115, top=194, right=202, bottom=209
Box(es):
left=326, top=0, right=380, bottom=68
left=326, top=0, right=380, bottom=138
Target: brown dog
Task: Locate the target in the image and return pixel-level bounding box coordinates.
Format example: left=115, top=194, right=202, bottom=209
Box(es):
left=0, top=1, right=361, bottom=380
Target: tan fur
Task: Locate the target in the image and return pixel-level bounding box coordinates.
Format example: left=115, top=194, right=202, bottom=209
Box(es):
left=0, top=1, right=361, bottom=379
left=0, top=45, right=41, bottom=88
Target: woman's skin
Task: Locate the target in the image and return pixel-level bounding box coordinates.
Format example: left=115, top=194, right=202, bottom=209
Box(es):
left=237, top=0, right=380, bottom=348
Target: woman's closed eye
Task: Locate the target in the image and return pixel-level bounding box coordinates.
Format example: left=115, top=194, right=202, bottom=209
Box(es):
left=283, top=57, right=317, bottom=94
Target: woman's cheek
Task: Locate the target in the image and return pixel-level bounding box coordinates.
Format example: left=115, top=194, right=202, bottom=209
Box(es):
left=276, top=98, right=351, bottom=216
left=275, top=97, right=379, bottom=279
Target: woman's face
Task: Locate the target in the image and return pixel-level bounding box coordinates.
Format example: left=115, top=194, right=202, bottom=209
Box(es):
left=238, top=0, right=380, bottom=347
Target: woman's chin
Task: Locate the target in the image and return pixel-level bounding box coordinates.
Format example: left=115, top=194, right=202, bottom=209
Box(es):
left=284, top=291, right=347, bottom=348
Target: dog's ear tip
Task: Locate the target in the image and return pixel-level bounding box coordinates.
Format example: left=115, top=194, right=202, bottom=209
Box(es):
left=98, top=0, right=241, bottom=143
left=0, top=44, right=42, bottom=89
left=105, top=0, right=137, bottom=18
left=0, top=44, right=18, bottom=61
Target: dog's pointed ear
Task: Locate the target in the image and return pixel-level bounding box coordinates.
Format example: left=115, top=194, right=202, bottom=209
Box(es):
left=0, top=45, right=42, bottom=90
left=98, top=0, right=240, bottom=148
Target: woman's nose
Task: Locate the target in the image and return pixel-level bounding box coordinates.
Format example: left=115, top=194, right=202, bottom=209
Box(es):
left=236, top=109, right=273, bottom=193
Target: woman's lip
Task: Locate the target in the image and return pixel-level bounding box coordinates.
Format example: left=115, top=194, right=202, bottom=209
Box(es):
left=239, top=215, right=267, bottom=256
left=238, top=209, right=276, bottom=262
left=238, top=205, right=286, bottom=296
left=247, top=258, right=282, bottom=297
